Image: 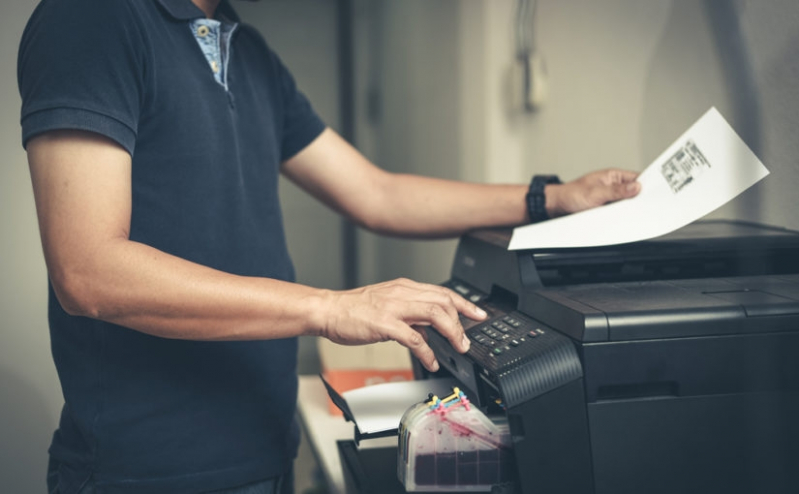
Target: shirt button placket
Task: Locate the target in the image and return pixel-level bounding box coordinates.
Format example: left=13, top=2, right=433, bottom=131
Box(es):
left=190, top=20, right=228, bottom=88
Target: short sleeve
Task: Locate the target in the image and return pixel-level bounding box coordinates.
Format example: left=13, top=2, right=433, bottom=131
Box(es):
left=18, top=0, right=145, bottom=155
left=273, top=54, right=327, bottom=161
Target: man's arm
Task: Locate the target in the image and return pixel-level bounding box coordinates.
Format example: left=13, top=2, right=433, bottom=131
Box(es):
left=27, top=130, right=483, bottom=371
left=281, top=128, right=641, bottom=237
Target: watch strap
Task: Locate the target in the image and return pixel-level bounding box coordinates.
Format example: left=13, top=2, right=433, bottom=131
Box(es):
left=526, top=174, right=561, bottom=223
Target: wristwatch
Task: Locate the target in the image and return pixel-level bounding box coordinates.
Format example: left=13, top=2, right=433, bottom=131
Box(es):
left=526, top=175, right=561, bottom=223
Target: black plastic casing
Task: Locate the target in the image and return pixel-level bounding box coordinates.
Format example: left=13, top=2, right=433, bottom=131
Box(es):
left=423, top=221, right=799, bottom=494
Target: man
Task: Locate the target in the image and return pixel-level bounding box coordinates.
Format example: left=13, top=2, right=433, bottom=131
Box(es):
left=18, top=0, right=640, bottom=492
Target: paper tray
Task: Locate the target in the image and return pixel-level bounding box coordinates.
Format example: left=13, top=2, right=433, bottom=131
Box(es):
left=320, top=374, right=458, bottom=444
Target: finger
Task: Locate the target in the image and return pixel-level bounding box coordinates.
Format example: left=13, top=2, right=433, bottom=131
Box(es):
left=387, top=280, right=484, bottom=351
left=400, top=289, right=463, bottom=329
left=614, top=180, right=641, bottom=199
left=609, top=169, right=640, bottom=184
left=407, top=281, right=488, bottom=322
left=592, top=179, right=640, bottom=205
left=403, top=301, right=470, bottom=354
left=391, top=322, right=439, bottom=372
left=412, top=324, right=430, bottom=343
left=444, top=288, right=488, bottom=321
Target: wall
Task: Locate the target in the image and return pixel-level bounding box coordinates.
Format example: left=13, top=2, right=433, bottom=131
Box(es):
left=353, top=0, right=464, bottom=286
left=513, top=0, right=799, bottom=228
left=0, top=1, right=338, bottom=491
left=0, top=2, right=60, bottom=492
left=740, top=0, right=799, bottom=227
left=356, top=0, right=799, bottom=292
left=639, top=0, right=799, bottom=228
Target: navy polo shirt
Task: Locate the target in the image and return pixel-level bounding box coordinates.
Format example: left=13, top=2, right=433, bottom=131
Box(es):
left=18, top=0, right=326, bottom=492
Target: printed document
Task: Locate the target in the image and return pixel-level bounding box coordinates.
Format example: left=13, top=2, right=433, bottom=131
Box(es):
left=508, top=107, right=769, bottom=250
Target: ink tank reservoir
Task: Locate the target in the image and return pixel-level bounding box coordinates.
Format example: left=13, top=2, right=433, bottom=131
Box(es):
left=398, top=388, right=515, bottom=492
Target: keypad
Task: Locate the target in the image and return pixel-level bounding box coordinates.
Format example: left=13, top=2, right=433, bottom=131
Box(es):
left=445, top=281, right=551, bottom=369
left=463, top=309, right=557, bottom=370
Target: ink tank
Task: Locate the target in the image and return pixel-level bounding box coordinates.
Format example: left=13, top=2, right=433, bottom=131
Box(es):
left=398, top=388, right=515, bottom=492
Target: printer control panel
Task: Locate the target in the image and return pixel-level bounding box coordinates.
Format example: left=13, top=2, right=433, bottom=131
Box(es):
left=465, top=312, right=549, bottom=370
left=434, top=280, right=583, bottom=409
left=445, top=281, right=559, bottom=372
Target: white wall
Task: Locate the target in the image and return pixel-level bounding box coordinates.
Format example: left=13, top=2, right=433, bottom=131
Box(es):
left=738, top=0, right=799, bottom=227
left=354, top=0, right=464, bottom=286
left=355, top=0, right=799, bottom=292
left=0, top=1, right=60, bottom=491
left=513, top=0, right=799, bottom=228
left=639, top=0, right=799, bottom=228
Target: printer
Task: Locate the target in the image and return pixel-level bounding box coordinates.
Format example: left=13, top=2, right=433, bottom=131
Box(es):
left=337, top=220, right=799, bottom=494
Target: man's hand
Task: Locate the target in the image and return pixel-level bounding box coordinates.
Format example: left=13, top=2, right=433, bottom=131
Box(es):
left=547, top=169, right=641, bottom=219
left=319, top=279, right=487, bottom=372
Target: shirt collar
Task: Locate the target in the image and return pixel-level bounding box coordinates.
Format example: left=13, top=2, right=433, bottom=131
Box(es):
left=156, top=0, right=241, bottom=22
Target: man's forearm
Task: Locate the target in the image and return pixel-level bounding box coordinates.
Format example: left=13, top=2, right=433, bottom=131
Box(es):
left=365, top=174, right=529, bottom=237
left=282, top=129, right=639, bottom=239
left=53, top=236, right=329, bottom=341
left=49, top=235, right=481, bottom=371
left=369, top=169, right=641, bottom=237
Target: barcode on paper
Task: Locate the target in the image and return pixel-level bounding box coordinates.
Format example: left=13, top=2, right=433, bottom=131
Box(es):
left=661, top=140, right=711, bottom=193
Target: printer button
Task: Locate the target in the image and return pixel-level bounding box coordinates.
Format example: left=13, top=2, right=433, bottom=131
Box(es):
left=503, top=317, right=523, bottom=328
left=493, top=321, right=511, bottom=333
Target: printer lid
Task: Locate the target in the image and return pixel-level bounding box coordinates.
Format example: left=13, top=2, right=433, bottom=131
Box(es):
left=509, top=220, right=799, bottom=342
left=518, top=220, right=799, bottom=287
left=523, top=274, right=799, bottom=342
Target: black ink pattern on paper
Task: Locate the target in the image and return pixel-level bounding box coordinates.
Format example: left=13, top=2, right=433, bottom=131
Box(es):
left=661, top=140, right=711, bottom=193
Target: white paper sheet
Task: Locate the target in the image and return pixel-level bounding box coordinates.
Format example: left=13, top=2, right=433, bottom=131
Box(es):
left=342, top=377, right=458, bottom=435
left=508, top=108, right=770, bottom=250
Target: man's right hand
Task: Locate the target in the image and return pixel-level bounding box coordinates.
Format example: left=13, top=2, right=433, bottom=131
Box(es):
left=319, top=278, right=487, bottom=372
left=546, top=168, right=641, bottom=219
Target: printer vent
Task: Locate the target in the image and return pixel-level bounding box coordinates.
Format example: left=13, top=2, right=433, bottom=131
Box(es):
left=494, top=337, right=582, bottom=409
